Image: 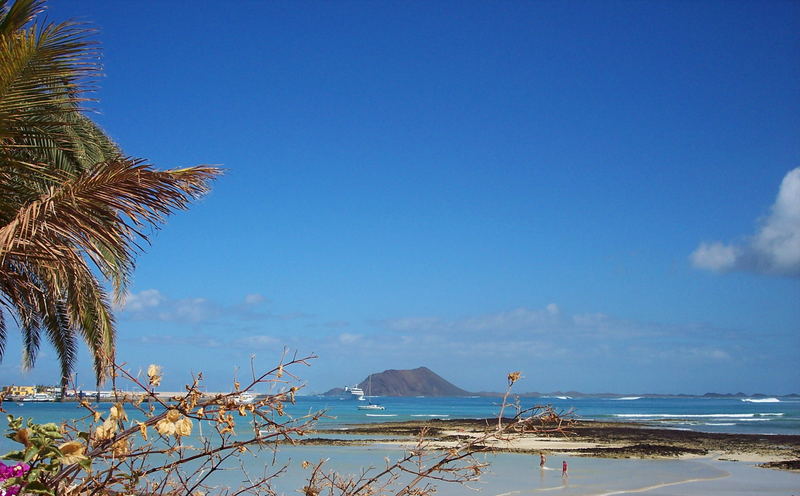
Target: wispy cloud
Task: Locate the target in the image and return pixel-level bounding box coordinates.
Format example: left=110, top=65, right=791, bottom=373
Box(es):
left=130, top=332, right=281, bottom=350
left=319, top=304, right=742, bottom=375
left=118, top=290, right=220, bottom=323
left=337, top=333, right=362, bottom=344
left=244, top=293, right=267, bottom=305
left=233, top=335, right=280, bottom=348
left=382, top=304, right=561, bottom=334
left=117, top=290, right=307, bottom=324
left=691, top=167, right=800, bottom=277
left=136, top=333, right=222, bottom=348
left=381, top=303, right=661, bottom=340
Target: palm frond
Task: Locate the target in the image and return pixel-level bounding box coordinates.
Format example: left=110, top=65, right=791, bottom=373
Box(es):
left=0, top=159, right=219, bottom=296
left=0, top=308, right=6, bottom=359
left=0, top=20, right=99, bottom=121
left=0, top=0, right=222, bottom=385
left=0, top=0, right=44, bottom=37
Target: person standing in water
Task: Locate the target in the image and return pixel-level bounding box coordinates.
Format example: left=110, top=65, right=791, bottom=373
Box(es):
left=539, top=453, right=546, bottom=468
left=562, top=460, right=568, bottom=477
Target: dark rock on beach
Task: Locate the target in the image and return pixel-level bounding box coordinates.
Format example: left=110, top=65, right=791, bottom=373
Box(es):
left=758, top=459, right=800, bottom=471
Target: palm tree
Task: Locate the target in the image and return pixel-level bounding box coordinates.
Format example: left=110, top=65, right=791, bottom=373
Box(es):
left=0, top=0, right=221, bottom=392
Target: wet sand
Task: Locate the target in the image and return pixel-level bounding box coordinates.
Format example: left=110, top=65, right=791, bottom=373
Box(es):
left=308, top=418, right=800, bottom=469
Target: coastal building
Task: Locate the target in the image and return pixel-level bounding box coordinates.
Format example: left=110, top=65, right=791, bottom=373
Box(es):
left=3, top=385, right=37, bottom=397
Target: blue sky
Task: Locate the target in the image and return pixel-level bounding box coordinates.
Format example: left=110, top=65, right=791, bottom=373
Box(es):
left=2, top=1, right=798, bottom=395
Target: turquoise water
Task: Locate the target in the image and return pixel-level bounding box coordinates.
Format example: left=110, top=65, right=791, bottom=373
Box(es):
left=292, top=395, right=800, bottom=434
left=2, top=399, right=799, bottom=494
left=2, top=394, right=799, bottom=440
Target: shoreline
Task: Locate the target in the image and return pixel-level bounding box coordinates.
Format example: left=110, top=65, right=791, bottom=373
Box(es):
left=304, top=418, right=800, bottom=470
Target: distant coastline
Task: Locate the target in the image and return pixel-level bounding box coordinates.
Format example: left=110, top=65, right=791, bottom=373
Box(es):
left=321, top=366, right=800, bottom=398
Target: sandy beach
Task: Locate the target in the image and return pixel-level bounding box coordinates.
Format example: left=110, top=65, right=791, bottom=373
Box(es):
left=276, top=417, right=800, bottom=494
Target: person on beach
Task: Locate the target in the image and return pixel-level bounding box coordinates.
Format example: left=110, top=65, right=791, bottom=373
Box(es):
left=562, top=460, right=568, bottom=477
left=539, top=453, right=546, bottom=468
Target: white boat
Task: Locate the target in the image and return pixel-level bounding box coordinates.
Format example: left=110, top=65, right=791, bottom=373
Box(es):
left=356, top=375, right=385, bottom=410
left=344, top=386, right=365, bottom=400
left=22, top=393, right=55, bottom=402
left=234, top=392, right=257, bottom=405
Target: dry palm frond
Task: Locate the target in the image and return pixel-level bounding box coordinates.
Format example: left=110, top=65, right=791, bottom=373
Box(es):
left=0, top=159, right=220, bottom=380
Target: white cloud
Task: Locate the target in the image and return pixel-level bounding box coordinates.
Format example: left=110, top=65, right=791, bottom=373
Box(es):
left=117, top=290, right=307, bottom=324
left=635, top=346, right=733, bottom=362
left=690, top=242, right=740, bottom=271
left=234, top=335, right=279, bottom=348
left=137, top=334, right=222, bottom=348
left=244, top=293, right=266, bottom=305
left=691, top=167, right=800, bottom=277
left=571, top=312, right=609, bottom=326
left=118, top=290, right=222, bottom=323
left=171, top=298, right=216, bottom=322
left=383, top=304, right=563, bottom=334
left=119, top=289, right=164, bottom=311
left=460, top=306, right=561, bottom=332
left=338, top=333, right=361, bottom=344
left=383, top=317, right=442, bottom=332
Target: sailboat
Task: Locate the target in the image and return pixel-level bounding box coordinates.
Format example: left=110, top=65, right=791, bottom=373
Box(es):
left=357, top=375, right=385, bottom=410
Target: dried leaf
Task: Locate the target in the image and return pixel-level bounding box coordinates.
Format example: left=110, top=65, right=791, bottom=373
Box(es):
left=111, top=438, right=130, bottom=457
left=13, top=428, right=30, bottom=447
left=110, top=403, right=128, bottom=421
left=155, top=418, right=176, bottom=437
left=137, top=421, right=148, bottom=441
left=166, top=409, right=182, bottom=422
left=147, top=364, right=162, bottom=387
left=175, top=418, right=193, bottom=437
left=58, top=441, right=87, bottom=464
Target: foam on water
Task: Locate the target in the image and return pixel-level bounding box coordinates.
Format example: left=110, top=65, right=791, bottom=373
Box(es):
left=614, top=396, right=642, bottom=400
left=742, top=397, right=780, bottom=403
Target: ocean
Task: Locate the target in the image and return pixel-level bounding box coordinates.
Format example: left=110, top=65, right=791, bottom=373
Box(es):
left=298, top=394, right=800, bottom=434
left=2, top=396, right=799, bottom=495
left=2, top=394, right=798, bottom=440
